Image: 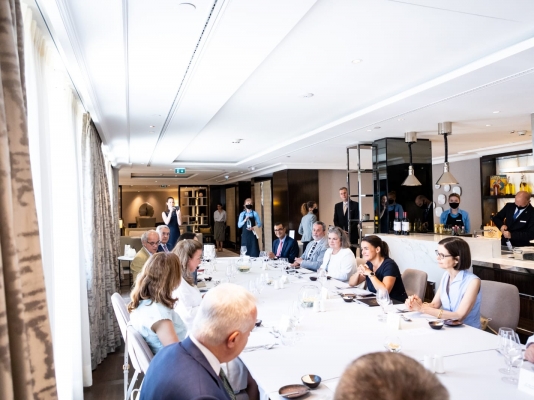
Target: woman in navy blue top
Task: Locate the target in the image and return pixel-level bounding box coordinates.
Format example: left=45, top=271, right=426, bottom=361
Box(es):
left=348, top=235, right=407, bottom=302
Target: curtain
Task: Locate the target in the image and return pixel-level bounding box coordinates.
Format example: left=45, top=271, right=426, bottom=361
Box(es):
left=0, top=0, right=57, bottom=398
left=81, top=114, right=121, bottom=368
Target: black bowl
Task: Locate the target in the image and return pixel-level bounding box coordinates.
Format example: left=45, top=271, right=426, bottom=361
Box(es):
left=342, top=296, right=355, bottom=303
left=309, top=276, right=318, bottom=281
left=255, top=319, right=262, bottom=327
left=428, top=320, right=444, bottom=330
left=301, top=374, right=321, bottom=389
left=279, top=384, right=309, bottom=398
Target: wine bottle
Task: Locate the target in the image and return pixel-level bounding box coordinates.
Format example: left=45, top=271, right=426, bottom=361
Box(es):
left=394, top=212, right=401, bottom=235
left=401, top=212, right=410, bottom=235
left=488, top=213, right=495, bottom=227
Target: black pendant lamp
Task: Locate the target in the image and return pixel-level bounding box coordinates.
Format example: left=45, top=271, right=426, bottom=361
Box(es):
left=402, top=132, right=422, bottom=186
left=436, top=122, right=458, bottom=185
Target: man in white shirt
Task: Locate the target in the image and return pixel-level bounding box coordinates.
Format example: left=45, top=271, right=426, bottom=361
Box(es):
left=292, top=221, right=328, bottom=271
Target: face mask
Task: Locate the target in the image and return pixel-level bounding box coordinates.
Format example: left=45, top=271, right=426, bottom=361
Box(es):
left=388, top=199, right=394, bottom=204
left=449, top=202, right=459, bottom=209
left=312, top=208, right=318, bottom=214
left=245, top=204, right=253, bottom=210
left=418, top=203, right=426, bottom=208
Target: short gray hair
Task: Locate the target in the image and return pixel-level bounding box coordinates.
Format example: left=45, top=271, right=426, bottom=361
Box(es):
left=191, top=283, right=256, bottom=346
left=313, top=221, right=326, bottom=232
left=328, top=226, right=351, bottom=248
left=156, top=225, right=169, bottom=234
left=141, top=230, right=158, bottom=244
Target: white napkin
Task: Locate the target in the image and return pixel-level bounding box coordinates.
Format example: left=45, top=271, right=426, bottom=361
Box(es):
left=245, top=330, right=276, bottom=349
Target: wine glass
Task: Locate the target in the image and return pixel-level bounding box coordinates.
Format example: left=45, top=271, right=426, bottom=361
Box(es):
left=384, top=336, right=402, bottom=353
left=317, top=267, right=328, bottom=287
left=499, top=333, right=521, bottom=376
left=256, top=276, right=266, bottom=295
left=226, top=264, right=233, bottom=282
left=501, top=334, right=523, bottom=384
left=289, top=301, right=302, bottom=327
left=497, top=328, right=515, bottom=355
left=240, top=246, right=247, bottom=256
left=376, top=289, right=390, bottom=322
left=248, top=279, right=257, bottom=295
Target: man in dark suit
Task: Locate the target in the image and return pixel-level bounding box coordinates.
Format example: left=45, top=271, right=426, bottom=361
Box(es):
left=140, top=283, right=259, bottom=400
left=156, top=225, right=171, bottom=253
left=268, top=222, right=300, bottom=263
left=334, top=187, right=359, bottom=245
left=493, top=191, right=534, bottom=247
left=415, top=195, right=434, bottom=233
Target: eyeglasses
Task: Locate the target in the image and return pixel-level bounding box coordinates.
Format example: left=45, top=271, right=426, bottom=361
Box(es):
left=147, top=241, right=161, bottom=246
left=435, top=250, right=454, bottom=260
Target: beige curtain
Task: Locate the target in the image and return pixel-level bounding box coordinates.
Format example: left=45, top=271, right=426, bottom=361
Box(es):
left=81, top=114, right=121, bottom=368
left=0, top=0, right=57, bottom=398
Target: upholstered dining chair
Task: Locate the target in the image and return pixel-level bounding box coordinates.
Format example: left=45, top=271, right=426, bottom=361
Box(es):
left=402, top=269, right=428, bottom=300
left=480, top=280, right=520, bottom=333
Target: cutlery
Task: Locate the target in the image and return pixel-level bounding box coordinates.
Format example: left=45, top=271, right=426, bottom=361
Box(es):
left=243, top=343, right=277, bottom=352
left=401, top=314, right=412, bottom=322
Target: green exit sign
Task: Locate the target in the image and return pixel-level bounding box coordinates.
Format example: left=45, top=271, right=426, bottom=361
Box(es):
left=174, top=168, right=186, bottom=174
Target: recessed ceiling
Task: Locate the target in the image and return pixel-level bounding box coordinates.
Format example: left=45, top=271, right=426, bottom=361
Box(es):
left=30, top=0, right=534, bottom=186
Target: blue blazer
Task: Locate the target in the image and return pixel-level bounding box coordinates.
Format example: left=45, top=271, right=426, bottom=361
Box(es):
left=273, top=236, right=299, bottom=263
left=140, top=338, right=231, bottom=400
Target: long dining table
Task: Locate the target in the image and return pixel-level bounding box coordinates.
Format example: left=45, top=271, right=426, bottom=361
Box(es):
left=200, top=257, right=530, bottom=400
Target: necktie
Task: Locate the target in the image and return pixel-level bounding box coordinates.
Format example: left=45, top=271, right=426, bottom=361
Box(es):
left=343, top=202, right=347, bottom=214
left=306, top=241, right=318, bottom=260
left=163, top=244, right=169, bottom=253
left=219, top=368, right=236, bottom=400
left=513, top=208, right=521, bottom=221
left=276, top=240, right=283, bottom=257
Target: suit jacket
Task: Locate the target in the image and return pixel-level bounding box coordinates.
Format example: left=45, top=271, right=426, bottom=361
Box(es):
left=273, top=235, right=299, bottom=263
left=334, top=200, right=359, bottom=243
left=157, top=243, right=171, bottom=253
left=131, top=247, right=150, bottom=284
left=140, top=338, right=232, bottom=400
left=299, top=237, right=328, bottom=271
left=493, top=203, right=534, bottom=247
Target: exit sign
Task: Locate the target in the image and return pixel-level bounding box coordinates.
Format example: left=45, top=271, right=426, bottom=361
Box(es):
left=175, top=168, right=186, bottom=174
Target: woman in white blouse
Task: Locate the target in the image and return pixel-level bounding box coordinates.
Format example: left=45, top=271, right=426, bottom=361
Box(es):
left=172, top=239, right=203, bottom=329
left=319, top=226, right=356, bottom=282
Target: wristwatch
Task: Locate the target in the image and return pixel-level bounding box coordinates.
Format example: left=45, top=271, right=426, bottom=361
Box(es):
left=368, top=271, right=375, bottom=277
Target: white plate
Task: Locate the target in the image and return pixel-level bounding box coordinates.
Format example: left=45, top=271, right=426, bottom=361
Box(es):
left=452, top=186, right=462, bottom=195
left=435, top=207, right=443, bottom=217
left=443, top=184, right=451, bottom=192
left=437, top=194, right=446, bottom=205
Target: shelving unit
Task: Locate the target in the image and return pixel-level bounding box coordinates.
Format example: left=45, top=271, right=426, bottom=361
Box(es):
left=179, top=186, right=209, bottom=230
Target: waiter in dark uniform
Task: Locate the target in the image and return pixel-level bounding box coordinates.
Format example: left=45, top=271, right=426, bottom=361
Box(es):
left=334, top=186, right=359, bottom=246
left=493, top=191, right=534, bottom=247
left=415, top=195, right=434, bottom=233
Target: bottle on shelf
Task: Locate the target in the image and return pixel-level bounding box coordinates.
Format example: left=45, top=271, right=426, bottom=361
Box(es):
left=393, top=212, right=401, bottom=235
left=401, top=212, right=410, bottom=235
left=506, top=177, right=515, bottom=195
left=488, top=213, right=495, bottom=227
left=493, top=180, right=499, bottom=196
left=519, top=174, right=529, bottom=193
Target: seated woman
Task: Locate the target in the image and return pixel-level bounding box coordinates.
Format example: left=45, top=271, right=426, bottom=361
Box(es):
left=405, top=236, right=481, bottom=328
left=319, top=227, right=356, bottom=282
left=348, top=235, right=407, bottom=302
left=128, top=252, right=187, bottom=354
left=172, top=239, right=203, bottom=329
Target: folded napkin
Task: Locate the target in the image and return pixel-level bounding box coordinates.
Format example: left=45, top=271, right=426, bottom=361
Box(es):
left=298, top=268, right=314, bottom=274
left=245, top=330, right=276, bottom=350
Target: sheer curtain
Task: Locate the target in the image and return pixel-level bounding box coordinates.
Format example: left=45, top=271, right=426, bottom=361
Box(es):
left=23, top=4, right=92, bottom=399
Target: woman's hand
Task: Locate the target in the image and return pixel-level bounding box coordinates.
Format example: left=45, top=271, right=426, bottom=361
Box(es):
left=405, top=294, right=423, bottom=311
left=526, top=344, right=534, bottom=363
left=357, top=264, right=372, bottom=277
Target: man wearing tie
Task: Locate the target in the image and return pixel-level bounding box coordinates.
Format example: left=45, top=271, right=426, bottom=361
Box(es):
left=292, top=221, right=328, bottom=271
left=333, top=187, right=359, bottom=246
left=493, top=191, right=534, bottom=247
left=156, top=225, right=172, bottom=253
left=268, top=223, right=299, bottom=263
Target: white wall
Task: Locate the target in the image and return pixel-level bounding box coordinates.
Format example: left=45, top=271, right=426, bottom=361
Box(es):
left=432, top=158, right=482, bottom=232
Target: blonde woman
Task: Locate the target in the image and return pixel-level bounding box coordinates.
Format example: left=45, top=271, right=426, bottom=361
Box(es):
left=318, top=227, right=356, bottom=282
left=298, top=201, right=317, bottom=253
left=128, top=252, right=187, bottom=354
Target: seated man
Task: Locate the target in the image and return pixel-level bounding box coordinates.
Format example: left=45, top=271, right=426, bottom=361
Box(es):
left=334, top=352, right=449, bottom=400
left=131, top=230, right=159, bottom=283
left=268, top=222, right=299, bottom=263
left=292, top=221, right=328, bottom=271
left=526, top=335, right=534, bottom=363
left=156, top=225, right=171, bottom=253
left=140, top=283, right=259, bottom=400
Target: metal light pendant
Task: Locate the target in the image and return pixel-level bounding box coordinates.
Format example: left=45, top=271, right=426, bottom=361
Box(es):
left=402, top=132, right=422, bottom=186
left=436, top=122, right=459, bottom=185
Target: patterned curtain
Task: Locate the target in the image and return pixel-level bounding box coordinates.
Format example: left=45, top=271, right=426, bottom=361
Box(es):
left=0, top=0, right=57, bottom=398
left=81, top=114, right=121, bottom=368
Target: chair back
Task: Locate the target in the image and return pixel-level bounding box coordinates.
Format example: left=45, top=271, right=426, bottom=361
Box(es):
left=480, top=280, right=519, bottom=332
left=136, top=217, right=156, bottom=228
left=402, top=269, right=428, bottom=300
left=120, top=236, right=143, bottom=253
left=126, top=325, right=154, bottom=374
left=111, top=293, right=130, bottom=339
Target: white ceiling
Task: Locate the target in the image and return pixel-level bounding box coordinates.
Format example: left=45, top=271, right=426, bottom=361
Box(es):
left=33, top=0, right=534, bottom=186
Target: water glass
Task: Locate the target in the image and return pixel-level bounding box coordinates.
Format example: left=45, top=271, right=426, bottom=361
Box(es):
left=240, top=246, right=247, bottom=257
left=317, top=268, right=328, bottom=287
left=248, top=279, right=257, bottom=295
left=256, top=276, right=266, bottom=295
left=497, top=328, right=515, bottom=355
left=281, top=331, right=302, bottom=346
left=384, top=336, right=402, bottom=353
left=226, top=265, right=233, bottom=282
left=289, top=301, right=302, bottom=327
left=376, top=289, right=390, bottom=321
left=501, top=336, right=524, bottom=384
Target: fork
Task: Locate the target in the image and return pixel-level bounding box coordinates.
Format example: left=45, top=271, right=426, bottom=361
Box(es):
left=242, top=343, right=277, bottom=352
left=401, top=314, right=412, bottom=322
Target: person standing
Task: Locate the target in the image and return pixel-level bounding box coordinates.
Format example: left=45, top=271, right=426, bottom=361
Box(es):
left=415, top=195, right=434, bottom=233
left=492, top=191, right=534, bottom=247
left=386, top=191, right=403, bottom=231
left=162, top=196, right=181, bottom=250
left=333, top=187, right=359, bottom=246
left=213, top=203, right=226, bottom=252
left=238, top=198, right=262, bottom=257
left=439, top=193, right=471, bottom=233
left=298, top=201, right=317, bottom=253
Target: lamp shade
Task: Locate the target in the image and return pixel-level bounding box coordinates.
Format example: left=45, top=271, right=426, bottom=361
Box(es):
left=436, top=162, right=458, bottom=185
left=402, top=165, right=422, bottom=186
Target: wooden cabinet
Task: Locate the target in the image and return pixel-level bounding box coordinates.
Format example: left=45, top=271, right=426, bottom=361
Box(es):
left=179, top=186, right=209, bottom=230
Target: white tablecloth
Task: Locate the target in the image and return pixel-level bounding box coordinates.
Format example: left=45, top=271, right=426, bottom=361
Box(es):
left=202, top=257, right=529, bottom=399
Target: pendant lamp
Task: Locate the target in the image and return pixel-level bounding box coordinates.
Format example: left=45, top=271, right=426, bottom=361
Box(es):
left=436, top=122, right=458, bottom=185
left=402, top=132, right=422, bottom=186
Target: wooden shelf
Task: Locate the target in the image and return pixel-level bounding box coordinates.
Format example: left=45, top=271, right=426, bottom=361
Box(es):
left=482, top=195, right=516, bottom=199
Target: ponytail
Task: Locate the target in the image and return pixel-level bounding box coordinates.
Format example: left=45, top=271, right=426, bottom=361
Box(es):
left=301, top=203, right=308, bottom=216
left=361, top=235, right=390, bottom=258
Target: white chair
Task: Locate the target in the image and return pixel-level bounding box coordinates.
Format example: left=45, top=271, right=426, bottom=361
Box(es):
left=402, top=269, right=428, bottom=300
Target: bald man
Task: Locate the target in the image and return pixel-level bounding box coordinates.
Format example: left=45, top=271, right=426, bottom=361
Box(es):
left=492, top=191, right=534, bottom=247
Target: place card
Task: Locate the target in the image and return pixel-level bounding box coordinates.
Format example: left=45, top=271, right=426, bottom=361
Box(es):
left=518, top=362, right=534, bottom=396
left=386, top=313, right=401, bottom=330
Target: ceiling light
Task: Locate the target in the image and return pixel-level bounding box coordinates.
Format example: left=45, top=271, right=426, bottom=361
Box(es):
left=232, top=139, right=243, bottom=144
left=486, top=124, right=491, bottom=127
left=351, top=59, right=363, bottom=64
left=374, top=127, right=381, bottom=130
left=436, top=122, right=458, bottom=185
left=518, top=130, right=527, bottom=136
left=493, top=111, right=500, bottom=114
left=397, top=118, right=404, bottom=121
left=302, top=93, right=314, bottom=98
left=249, top=167, right=256, bottom=171
left=402, top=132, right=421, bottom=186
left=149, top=125, right=155, bottom=128
left=367, top=129, right=372, bottom=132
left=179, top=2, right=196, bottom=9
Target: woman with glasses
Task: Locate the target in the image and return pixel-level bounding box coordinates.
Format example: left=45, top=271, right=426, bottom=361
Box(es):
left=318, top=227, right=356, bottom=282
left=128, top=252, right=187, bottom=354
left=238, top=198, right=262, bottom=257
left=405, top=237, right=481, bottom=328
left=348, top=235, right=407, bottom=302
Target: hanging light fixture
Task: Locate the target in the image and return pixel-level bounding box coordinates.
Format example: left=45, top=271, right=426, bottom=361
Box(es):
left=436, top=122, right=458, bottom=185
left=402, top=131, right=422, bottom=186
